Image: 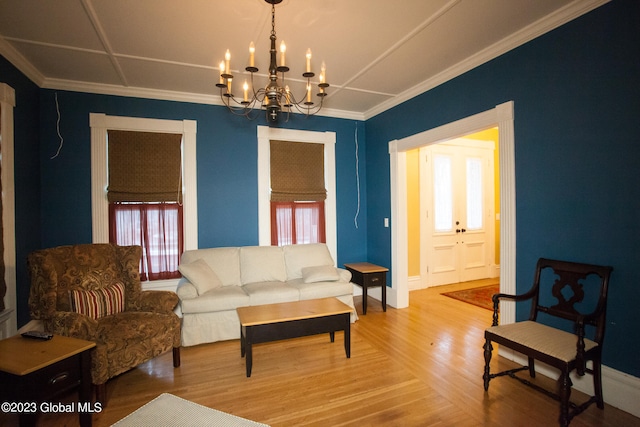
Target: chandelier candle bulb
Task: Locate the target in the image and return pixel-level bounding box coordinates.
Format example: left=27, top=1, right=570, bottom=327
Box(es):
left=280, top=41, right=286, bottom=67
left=225, top=49, right=231, bottom=77
left=243, top=80, right=249, bottom=102
left=249, top=42, right=255, bottom=67
left=227, top=77, right=232, bottom=95
left=219, top=61, right=225, bottom=84
left=306, top=48, right=312, bottom=73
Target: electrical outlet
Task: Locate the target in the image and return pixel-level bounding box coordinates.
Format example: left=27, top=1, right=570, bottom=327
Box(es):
left=384, top=218, right=389, bottom=227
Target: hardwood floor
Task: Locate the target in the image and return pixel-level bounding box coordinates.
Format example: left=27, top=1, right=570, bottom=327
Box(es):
left=6, top=282, right=639, bottom=426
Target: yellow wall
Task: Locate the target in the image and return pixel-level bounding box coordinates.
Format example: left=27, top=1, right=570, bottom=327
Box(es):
left=406, top=149, right=421, bottom=277
left=405, top=128, right=500, bottom=278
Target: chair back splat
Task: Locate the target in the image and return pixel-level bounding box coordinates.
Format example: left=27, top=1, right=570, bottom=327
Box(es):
left=483, top=258, right=612, bottom=426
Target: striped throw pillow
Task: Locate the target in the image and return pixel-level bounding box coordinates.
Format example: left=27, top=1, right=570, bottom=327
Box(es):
left=70, top=282, right=125, bottom=319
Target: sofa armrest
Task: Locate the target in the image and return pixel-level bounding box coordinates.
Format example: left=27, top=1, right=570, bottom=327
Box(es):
left=46, top=311, right=99, bottom=341
left=135, top=290, right=179, bottom=314
left=337, top=267, right=352, bottom=282
left=176, top=279, right=199, bottom=300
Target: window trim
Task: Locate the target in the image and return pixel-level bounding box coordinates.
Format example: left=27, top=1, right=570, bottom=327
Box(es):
left=257, top=126, right=337, bottom=262
left=90, top=113, right=197, bottom=288
left=0, top=83, right=17, bottom=336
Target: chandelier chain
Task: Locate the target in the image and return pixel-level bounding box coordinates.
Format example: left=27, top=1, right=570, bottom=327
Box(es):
left=271, top=3, right=276, bottom=38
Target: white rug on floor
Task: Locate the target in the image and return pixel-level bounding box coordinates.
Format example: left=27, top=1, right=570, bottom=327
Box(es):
left=111, top=393, right=270, bottom=426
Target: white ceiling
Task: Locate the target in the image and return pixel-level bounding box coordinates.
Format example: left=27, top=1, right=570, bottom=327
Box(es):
left=0, top=0, right=607, bottom=120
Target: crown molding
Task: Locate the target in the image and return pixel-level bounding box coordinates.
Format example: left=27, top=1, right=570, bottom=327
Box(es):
left=0, top=37, right=45, bottom=87
left=363, top=0, right=610, bottom=120
left=42, top=77, right=364, bottom=121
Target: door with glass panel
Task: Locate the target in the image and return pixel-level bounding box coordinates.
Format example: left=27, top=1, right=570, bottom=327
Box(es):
left=420, top=140, right=494, bottom=286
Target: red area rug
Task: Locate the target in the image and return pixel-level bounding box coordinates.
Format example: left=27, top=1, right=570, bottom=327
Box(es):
left=441, top=284, right=500, bottom=311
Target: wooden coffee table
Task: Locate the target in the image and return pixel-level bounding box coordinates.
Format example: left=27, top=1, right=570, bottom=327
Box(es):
left=0, top=334, right=96, bottom=427
left=236, top=298, right=352, bottom=377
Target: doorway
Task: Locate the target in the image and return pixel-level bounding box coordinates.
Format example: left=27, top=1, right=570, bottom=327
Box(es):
left=409, top=134, right=498, bottom=289
left=388, top=101, right=516, bottom=326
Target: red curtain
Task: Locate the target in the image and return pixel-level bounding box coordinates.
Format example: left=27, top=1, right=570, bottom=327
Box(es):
left=109, top=202, right=183, bottom=281
left=271, top=201, right=325, bottom=246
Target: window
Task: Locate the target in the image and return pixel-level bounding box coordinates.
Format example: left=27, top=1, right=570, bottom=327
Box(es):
left=106, top=129, right=183, bottom=280
left=257, top=126, right=337, bottom=261
left=271, top=201, right=326, bottom=246
left=433, top=154, right=453, bottom=232
left=269, top=139, right=327, bottom=247
left=109, top=202, right=183, bottom=280
left=90, top=114, right=198, bottom=287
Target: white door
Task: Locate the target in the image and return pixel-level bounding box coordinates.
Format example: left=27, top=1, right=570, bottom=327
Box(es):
left=420, top=139, right=495, bottom=287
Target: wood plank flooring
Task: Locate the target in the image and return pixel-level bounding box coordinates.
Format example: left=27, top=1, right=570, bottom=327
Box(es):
left=4, top=281, right=639, bottom=426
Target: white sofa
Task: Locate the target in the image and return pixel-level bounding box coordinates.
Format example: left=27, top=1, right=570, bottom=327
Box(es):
left=176, top=243, right=358, bottom=347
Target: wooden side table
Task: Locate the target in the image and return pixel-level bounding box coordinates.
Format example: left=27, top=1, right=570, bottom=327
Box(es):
left=344, top=262, right=388, bottom=314
left=0, top=334, right=96, bottom=427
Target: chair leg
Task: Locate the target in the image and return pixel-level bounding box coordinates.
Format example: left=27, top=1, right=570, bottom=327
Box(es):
left=95, top=383, right=107, bottom=407
left=593, top=358, right=604, bottom=409
left=558, top=371, right=572, bottom=427
left=483, top=339, right=493, bottom=391
left=173, top=346, right=181, bottom=368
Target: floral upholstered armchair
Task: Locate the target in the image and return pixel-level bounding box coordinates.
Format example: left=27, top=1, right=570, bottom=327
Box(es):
left=27, top=243, right=181, bottom=404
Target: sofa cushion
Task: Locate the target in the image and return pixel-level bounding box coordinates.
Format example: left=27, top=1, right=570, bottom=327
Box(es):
left=302, top=265, right=341, bottom=283
left=69, top=282, right=125, bottom=320
left=283, top=243, right=334, bottom=280
left=180, top=286, right=250, bottom=314
left=287, top=278, right=354, bottom=300
left=240, top=246, right=287, bottom=284
left=243, top=282, right=300, bottom=305
left=181, top=247, right=241, bottom=286
left=179, top=258, right=223, bottom=295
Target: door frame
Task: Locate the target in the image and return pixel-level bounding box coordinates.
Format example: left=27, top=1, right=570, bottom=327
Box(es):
left=389, top=101, right=516, bottom=326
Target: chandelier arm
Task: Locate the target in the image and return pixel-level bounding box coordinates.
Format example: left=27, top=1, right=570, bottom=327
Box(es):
left=249, top=72, right=262, bottom=100
left=219, top=88, right=261, bottom=118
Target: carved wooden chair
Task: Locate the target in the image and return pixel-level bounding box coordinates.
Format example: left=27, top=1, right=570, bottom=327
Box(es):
left=483, top=258, right=612, bottom=426
left=28, top=244, right=181, bottom=404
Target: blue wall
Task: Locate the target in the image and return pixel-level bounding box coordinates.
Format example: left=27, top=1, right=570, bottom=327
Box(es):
left=2, top=0, right=638, bottom=378
left=365, top=0, right=640, bottom=376
left=0, top=56, right=41, bottom=324
left=36, top=93, right=367, bottom=257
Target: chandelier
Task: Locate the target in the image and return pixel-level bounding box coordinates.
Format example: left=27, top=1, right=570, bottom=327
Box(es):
left=216, top=0, right=329, bottom=122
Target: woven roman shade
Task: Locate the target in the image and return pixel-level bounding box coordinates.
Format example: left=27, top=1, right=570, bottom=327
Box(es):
left=108, top=130, right=182, bottom=203
left=270, top=140, right=326, bottom=202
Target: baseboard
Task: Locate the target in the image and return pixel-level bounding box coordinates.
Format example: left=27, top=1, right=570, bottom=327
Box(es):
left=408, top=275, right=422, bottom=291
left=491, top=264, right=500, bottom=278
left=498, top=348, right=640, bottom=418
